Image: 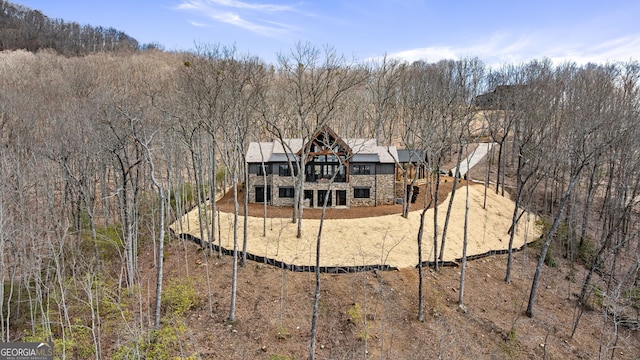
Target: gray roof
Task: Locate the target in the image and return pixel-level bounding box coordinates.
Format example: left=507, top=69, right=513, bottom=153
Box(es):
left=351, top=154, right=380, bottom=162
left=269, top=153, right=299, bottom=162
left=397, top=149, right=426, bottom=163
left=247, top=136, right=398, bottom=164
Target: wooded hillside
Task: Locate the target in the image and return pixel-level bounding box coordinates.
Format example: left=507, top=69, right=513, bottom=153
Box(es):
left=0, top=0, right=139, bottom=54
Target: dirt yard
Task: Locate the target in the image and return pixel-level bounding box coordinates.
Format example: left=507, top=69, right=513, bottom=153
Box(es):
left=170, top=178, right=539, bottom=268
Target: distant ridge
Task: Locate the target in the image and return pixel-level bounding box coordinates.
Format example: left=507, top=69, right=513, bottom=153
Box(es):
left=0, top=0, right=142, bottom=55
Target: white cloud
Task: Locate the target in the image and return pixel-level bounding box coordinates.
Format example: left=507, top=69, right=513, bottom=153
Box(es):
left=176, top=0, right=300, bottom=37
left=526, top=35, right=640, bottom=66
left=384, top=47, right=459, bottom=63
left=204, top=0, right=295, bottom=12
left=188, top=20, right=211, bottom=28
left=383, top=32, right=640, bottom=69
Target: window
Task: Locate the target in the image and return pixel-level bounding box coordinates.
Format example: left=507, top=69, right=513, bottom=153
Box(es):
left=279, top=164, right=296, bottom=176
left=279, top=187, right=295, bottom=198
left=352, top=164, right=371, bottom=175
left=354, top=187, right=370, bottom=199
left=255, top=186, right=271, bottom=203
left=257, top=164, right=271, bottom=176
left=305, top=162, right=346, bottom=182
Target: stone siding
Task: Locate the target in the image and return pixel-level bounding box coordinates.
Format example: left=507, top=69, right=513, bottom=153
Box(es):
left=247, top=171, right=396, bottom=208
left=247, top=173, right=273, bottom=203
left=376, top=174, right=397, bottom=205
left=349, top=174, right=376, bottom=206
left=271, top=173, right=297, bottom=207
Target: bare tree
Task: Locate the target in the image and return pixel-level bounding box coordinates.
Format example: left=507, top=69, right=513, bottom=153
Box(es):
left=270, top=42, right=366, bottom=238
left=437, top=58, right=483, bottom=264
left=136, top=130, right=167, bottom=330
left=526, top=62, right=618, bottom=318
left=504, top=61, right=555, bottom=283
left=366, top=55, right=402, bottom=145
left=458, top=151, right=473, bottom=309
left=308, top=129, right=359, bottom=359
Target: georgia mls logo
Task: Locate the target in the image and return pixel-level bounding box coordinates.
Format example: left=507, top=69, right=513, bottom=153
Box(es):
left=0, top=342, right=53, bottom=360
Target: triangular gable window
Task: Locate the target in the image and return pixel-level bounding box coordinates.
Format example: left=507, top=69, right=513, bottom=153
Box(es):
left=302, top=126, right=351, bottom=158
left=301, top=126, right=350, bottom=183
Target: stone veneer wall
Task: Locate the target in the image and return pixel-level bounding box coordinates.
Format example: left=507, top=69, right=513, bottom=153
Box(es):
left=302, top=181, right=350, bottom=207
left=247, top=172, right=397, bottom=207
left=349, top=173, right=396, bottom=206
left=376, top=173, right=396, bottom=205
left=247, top=173, right=273, bottom=204
left=270, top=172, right=297, bottom=207
left=349, top=174, right=376, bottom=207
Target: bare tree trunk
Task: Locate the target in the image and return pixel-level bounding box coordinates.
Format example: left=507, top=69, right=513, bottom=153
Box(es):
left=242, top=161, right=249, bottom=266
left=417, top=207, right=428, bottom=322
left=579, top=160, right=598, bottom=249
left=526, top=169, right=583, bottom=317
left=505, top=155, right=524, bottom=284
left=495, top=140, right=503, bottom=194
left=439, top=144, right=465, bottom=262
left=139, top=136, right=166, bottom=330
left=210, top=141, right=218, bottom=257
left=191, top=148, right=207, bottom=251
left=259, top=153, right=268, bottom=237
left=432, top=173, right=441, bottom=271
left=309, top=183, right=332, bottom=360
left=459, top=171, right=470, bottom=309
left=229, top=170, right=239, bottom=322
left=401, top=166, right=410, bottom=218
left=483, top=143, right=492, bottom=209
left=296, top=161, right=305, bottom=238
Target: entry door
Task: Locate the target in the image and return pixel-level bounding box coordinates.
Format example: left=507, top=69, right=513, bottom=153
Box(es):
left=304, top=190, right=314, bottom=207
left=317, top=190, right=332, bottom=207
left=336, top=190, right=346, bottom=206
left=255, top=185, right=271, bottom=203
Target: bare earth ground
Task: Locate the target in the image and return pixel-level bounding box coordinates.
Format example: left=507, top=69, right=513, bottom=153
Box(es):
left=136, top=239, right=640, bottom=359
left=171, top=178, right=538, bottom=268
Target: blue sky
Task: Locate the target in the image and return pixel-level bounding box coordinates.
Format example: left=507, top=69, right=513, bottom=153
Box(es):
left=13, top=0, right=640, bottom=66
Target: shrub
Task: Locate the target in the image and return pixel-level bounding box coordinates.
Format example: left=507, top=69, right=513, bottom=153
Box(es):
left=533, top=219, right=559, bottom=268
left=162, top=278, right=199, bottom=316
left=530, top=236, right=557, bottom=268
left=23, top=321, right=94, bottom=360
left=578, top=235, right=597, bottom=266
left=347, top=303, right=361, bottom=324
left=592, top=285, right=604, bottom=308
left=94, top=223, right=124, bottom=260
left=111, top=324, right=197, bottom=360
left=276, top=326, right=291, bottom=340
left=113, top=281, right=199, bottom=360
left=625, top=288, right=640, bottom=309
left=269, top=354, right=292, bottom=360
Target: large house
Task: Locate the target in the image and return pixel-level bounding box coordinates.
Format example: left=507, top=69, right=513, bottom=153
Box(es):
left=246, top=126, right=403, bottom=208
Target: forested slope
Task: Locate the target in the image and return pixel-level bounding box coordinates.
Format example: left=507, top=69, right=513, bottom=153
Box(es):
left=0, top=0, right=139, bottom=54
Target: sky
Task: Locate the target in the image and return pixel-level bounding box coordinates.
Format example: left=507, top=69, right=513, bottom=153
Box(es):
left=12, top=0, right=640, bottom=67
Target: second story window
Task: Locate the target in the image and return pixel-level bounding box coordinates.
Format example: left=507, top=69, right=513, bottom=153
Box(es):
left=352, top=164, right=371, bottom=175
left=257, top=164, right=271, bottom=176
left=279, top=164, right=298, bottom=177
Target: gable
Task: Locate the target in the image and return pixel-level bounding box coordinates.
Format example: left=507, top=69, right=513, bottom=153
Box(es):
left=299, top=125, right=352, bottom=158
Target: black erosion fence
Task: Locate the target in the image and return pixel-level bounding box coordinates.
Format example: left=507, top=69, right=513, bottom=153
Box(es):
left=172, top=229, right=536, bottom=274
left=415, top=240, right=537, bottom=269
